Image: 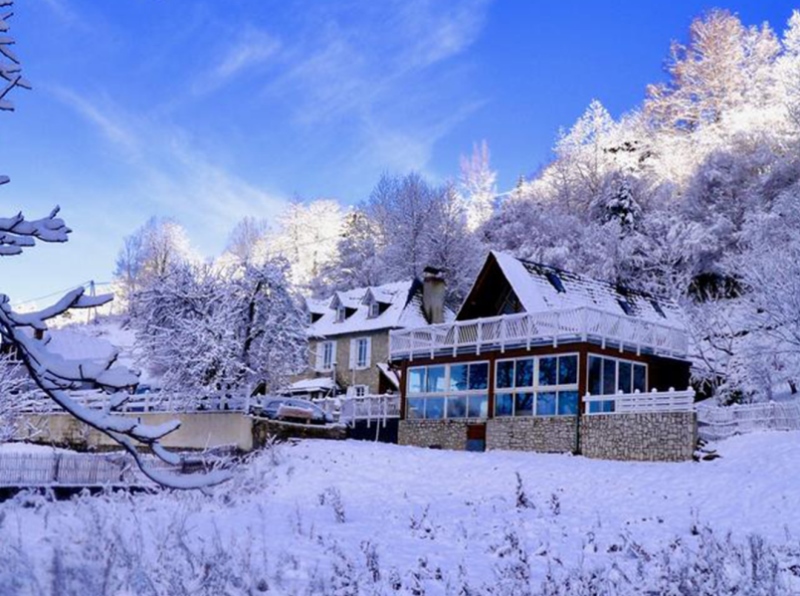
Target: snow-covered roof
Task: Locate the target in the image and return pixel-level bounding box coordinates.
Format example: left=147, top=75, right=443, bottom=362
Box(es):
left=376, top=362, right=400, bottom=391
left=460, top=251, right=685, bottom=329
left=287, top=378, right=338, bottom=392
left=307, top=280, right=454, bottom=338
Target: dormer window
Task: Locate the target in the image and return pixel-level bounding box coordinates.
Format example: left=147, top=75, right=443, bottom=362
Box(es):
left=368, top=301, right=380, bottom=318
left=336, top=305, right=347, bottom=322
left=545, top=271, right=566, bottom=294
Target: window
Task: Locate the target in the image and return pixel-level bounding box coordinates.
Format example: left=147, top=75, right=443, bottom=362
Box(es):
left=350, top=337, right=371, bottom=370
left=317, top=340, right=336, bottom=371
left=587, top=355, right=647, bottom=413
left=336, top=306, right=346, bottom=322
left=406, top=362, right=489, bottom=420
left=350, top=385, right=368, bottom=397
left=368, top=301, right=380, bottom=318
left=494, top=354, right=579, bottom=417
left=545, top=271, right=566, bottom=294
left=617, top=299, right=634, bottom=316
left=650, top=299, right=667, bottom=319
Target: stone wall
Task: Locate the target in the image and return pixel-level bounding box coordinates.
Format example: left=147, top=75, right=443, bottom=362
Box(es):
left=398, top=420, right=473, bottom=451
left=580, top=411, right=696, bottom=462
left=486, top=416, right=578, bottom=453
left=304, top=331, right=390, bottom=394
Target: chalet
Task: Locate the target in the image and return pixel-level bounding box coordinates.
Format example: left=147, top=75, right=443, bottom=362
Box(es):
left=390, top=251, right=696, bottom=461
left=293, top=269, right=454, bottom=399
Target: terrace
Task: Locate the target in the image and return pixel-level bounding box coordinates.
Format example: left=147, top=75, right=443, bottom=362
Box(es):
left=389, top=306, right=689, bottom=361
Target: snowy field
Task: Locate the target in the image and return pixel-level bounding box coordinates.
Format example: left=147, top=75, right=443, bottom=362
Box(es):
left=2, top=433, right=800, bottom=595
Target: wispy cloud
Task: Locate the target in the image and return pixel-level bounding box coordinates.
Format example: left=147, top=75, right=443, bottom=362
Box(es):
left=50, top=87, right=140, bottom=156
left=41, top=0, right=78, bottom=25
left=51, top=87, right=288, bottom=256
left=258, top=0, right=493, bottom=175
left=194, top=27, right=281, bottom=95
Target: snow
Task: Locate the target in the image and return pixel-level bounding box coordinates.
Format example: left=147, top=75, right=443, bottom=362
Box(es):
left=377, top=361, right=400, bottom=390
left=0, top=442, right=73, bottom=455
left=2, top=432, right=800, bottom=593
left=45, top=327, right=117, bottom=362
left=287, top=377, right=337, bottom=392
left=308, top=279, right=454, bottom=337
left=487, top=250, right=685, bottom=328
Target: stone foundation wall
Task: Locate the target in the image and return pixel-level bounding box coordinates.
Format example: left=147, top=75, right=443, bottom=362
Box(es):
left=486, top=416, right=578, bottom=453
left=398, top=420, right=473, bottom=451
left=580, top=411, right=696, bottom=462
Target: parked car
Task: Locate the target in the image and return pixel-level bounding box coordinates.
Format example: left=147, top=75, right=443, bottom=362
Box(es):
left=253, top=397, right=334, bottom=425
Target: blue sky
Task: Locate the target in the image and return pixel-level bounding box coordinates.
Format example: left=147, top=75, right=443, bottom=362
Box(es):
left=2, top=0, right=797, bottom=305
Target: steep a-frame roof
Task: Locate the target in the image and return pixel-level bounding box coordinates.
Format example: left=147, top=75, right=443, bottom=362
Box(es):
left=458, top=251, right=684, bottom=329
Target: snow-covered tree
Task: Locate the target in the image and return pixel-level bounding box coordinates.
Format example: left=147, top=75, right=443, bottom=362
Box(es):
left=134, top=258, right=306, bottom=398
left=366, top=173, right=436, bottom=280
left=114, top=216, right=196, bottom=313
left=312, top=208, right=384, bottom=296
left=459, top=140, right=498, bottom=232
left=646, top=10, right=752, bottom=132
left=425, top=182, right=482, bottom=306
left=0, top=4, right=227, bottom=488
left=551, top=99, right=618, bottom=209
left=0, top=351, right=36, bottom=442
left=265, top=199, right=344, bottom=291
left=224, top=216, right=269, bottom=266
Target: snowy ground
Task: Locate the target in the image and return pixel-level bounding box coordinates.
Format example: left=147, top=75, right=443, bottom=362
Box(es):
left=1, top=433, right=799, bottom=594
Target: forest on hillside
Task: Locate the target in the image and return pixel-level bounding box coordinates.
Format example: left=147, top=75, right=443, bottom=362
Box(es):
left=113, top=10, right=800, bottom=404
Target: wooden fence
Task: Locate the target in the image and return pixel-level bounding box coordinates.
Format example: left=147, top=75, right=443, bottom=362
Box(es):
left=0, top=452, right=155, bottom=488
left=696, top=400, right=800, bottom=441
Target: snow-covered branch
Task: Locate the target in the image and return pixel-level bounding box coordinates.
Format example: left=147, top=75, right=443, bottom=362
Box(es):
left=0, top=288, right=231, bottom=488
left=0, top=207, right=71, bottom=256
left=0, top=2, right=229, bottom=487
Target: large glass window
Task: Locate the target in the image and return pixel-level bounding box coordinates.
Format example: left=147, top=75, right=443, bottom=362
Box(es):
left=494, top=353, right=579, bottom=417
left=587, top=355, right=648, bottom=413
left=405, top=361, right=489, bottom=420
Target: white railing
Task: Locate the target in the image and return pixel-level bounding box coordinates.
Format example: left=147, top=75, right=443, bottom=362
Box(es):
left=15, top=391, right=251, bottom=415
left=389, top=307, right=688, bottom=361
left=583, top=388, right=695, bottom=415
left=696, top=400, right=800, bottom=441
left=318, top=394, right=400, bottom=426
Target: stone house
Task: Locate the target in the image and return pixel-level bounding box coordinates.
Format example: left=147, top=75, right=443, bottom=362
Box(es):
left=390, top=251, right=696, bottom=461
left=293, top=270, right=454, bottom=398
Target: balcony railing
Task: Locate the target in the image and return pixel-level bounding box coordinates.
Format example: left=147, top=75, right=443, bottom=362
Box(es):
left=317, top=394, right=400, bottom=426
left=583, top=388, right=695, bottom=415
left=389, top=307, right=689, bottom=361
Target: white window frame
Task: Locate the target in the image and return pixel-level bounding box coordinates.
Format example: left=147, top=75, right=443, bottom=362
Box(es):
left=349, top=337, right=371, bottom=370
left=405, top=361, right=490, bottom=420
left=586, top=354, right=648, bottom=396
left=317, top=340, right=337, bottom=372
left=368, top=301, right=380, bottom=318
left=349, top=385, right=368, bottom=397
left=493, top=353, right=580, bottom=418
left=336, top=306, right=346, bottom=322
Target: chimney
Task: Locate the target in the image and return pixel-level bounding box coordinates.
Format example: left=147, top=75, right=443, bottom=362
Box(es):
left=422, top=266, right=446, bottom=324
